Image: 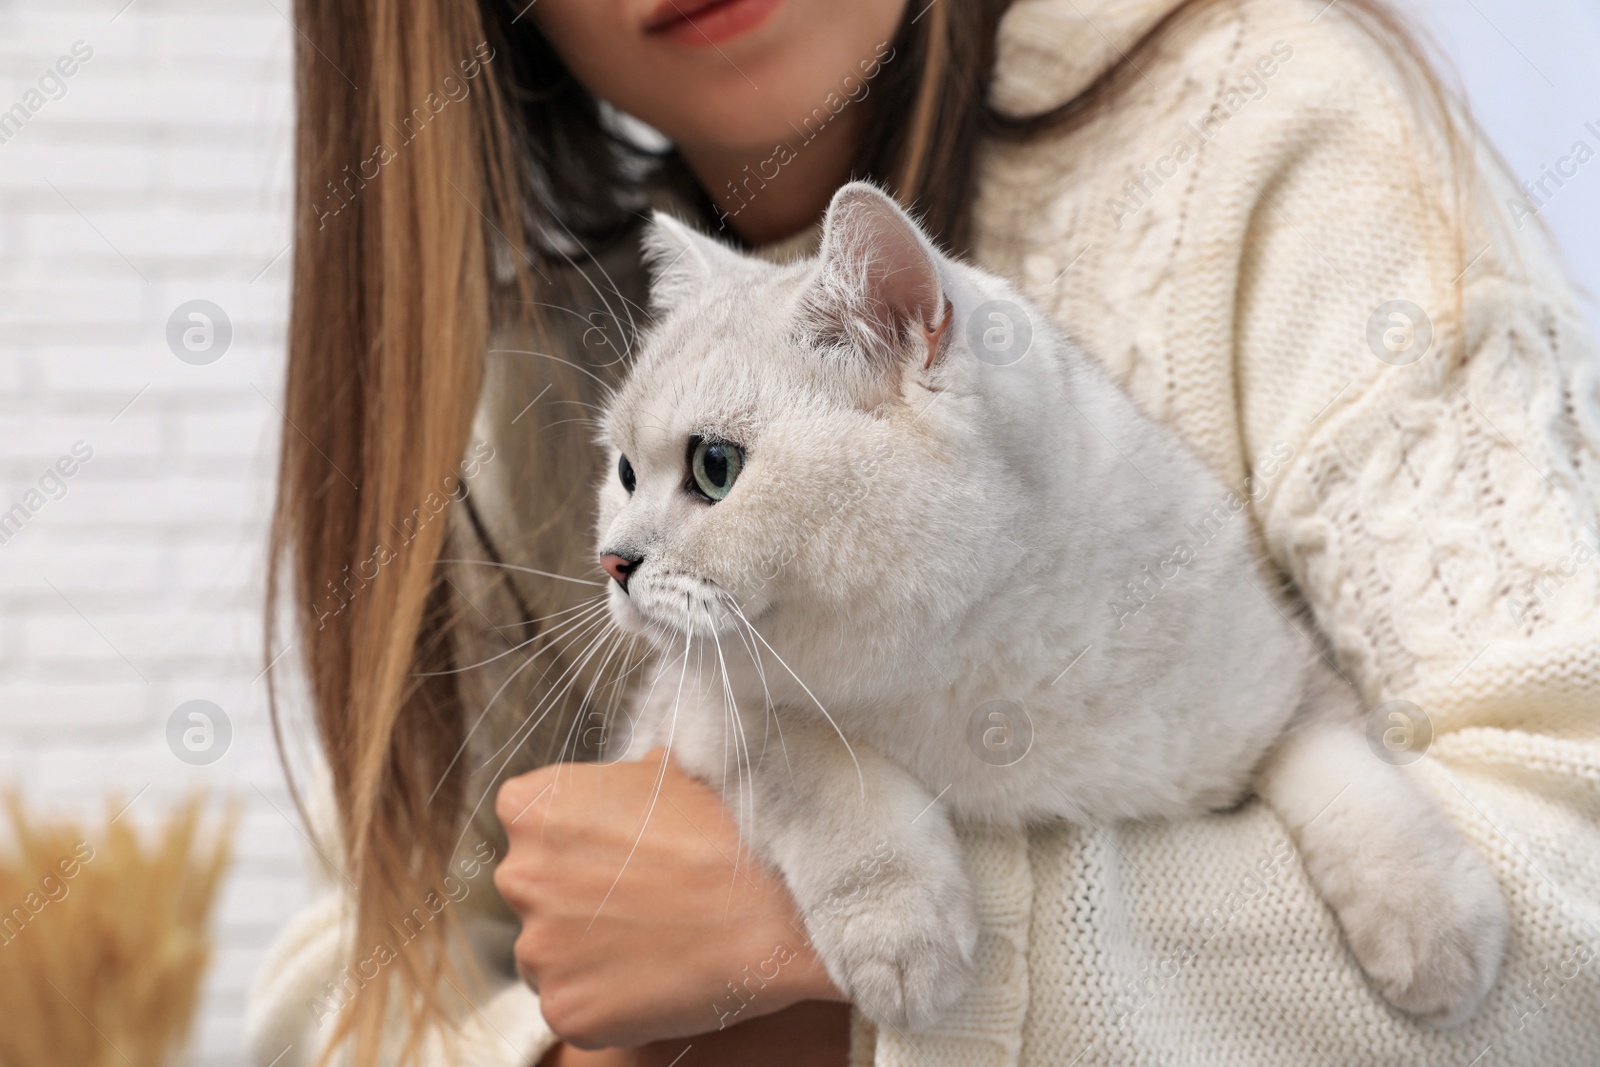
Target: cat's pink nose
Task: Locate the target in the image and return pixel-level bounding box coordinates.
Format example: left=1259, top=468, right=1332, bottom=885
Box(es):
left=601, top=552, right=640, bottom=589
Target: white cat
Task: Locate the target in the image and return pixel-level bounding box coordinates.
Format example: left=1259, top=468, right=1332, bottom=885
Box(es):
left=593, top=182, right=1508, bottom=1031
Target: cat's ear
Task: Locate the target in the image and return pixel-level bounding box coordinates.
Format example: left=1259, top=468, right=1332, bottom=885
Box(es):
left=641, top=213, right=746, bottom=313
left=799, top=182, right=951, bottom=374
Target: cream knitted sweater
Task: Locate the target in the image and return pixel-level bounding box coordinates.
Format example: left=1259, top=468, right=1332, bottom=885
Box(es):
left=246, top=1, right=1600, bottom=1064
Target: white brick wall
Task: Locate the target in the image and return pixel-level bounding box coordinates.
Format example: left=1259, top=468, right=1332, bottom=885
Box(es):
left=0, top=1, right=298, bottom=1064
left=0, top=1, right=1594, bottom=1065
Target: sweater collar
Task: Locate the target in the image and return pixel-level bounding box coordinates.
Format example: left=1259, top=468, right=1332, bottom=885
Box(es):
left=989, top=0, right=1186, bottom=118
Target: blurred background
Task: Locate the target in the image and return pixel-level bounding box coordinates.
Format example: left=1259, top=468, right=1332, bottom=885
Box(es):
left=0, top=0, right=1596, bottom=1062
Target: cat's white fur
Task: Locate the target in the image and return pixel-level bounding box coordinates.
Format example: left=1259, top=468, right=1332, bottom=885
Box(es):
left=594, top=183, right=1508, bottom=1031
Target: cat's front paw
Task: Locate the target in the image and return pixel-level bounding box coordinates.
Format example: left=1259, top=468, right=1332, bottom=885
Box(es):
left=803, top=864, right=979, bottom=1032
left=1335, top=838, right=1509, bottom=1027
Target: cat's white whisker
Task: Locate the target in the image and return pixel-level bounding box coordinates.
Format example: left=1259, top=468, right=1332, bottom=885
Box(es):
left=709, top=624, right=756, bottom=879
left=538, top=416, right=608, bottom=434
left=470, top=608, right=618, bottom=775
left=603, top=641, right=650, bottom=750
left=488, top=347, right=618, bottom=395
left=551, top=398, right=608, bottom=414
left=707, top=625, right=747, bottom=917
left=439, top=557, right=607, bottom=587
left=514, top=301, right=635, bottom=368
left=418, top=595, right=610, bottom=677
left=426, top=599, right=617, bottom=806
left=726, top=607, right=788, bottom=777
left=554, top=627, right=635, bottom=765
left=541, top=212, right=643, bottom=365
left=724, top=597, right=863, bottom=798
left=493, top=617, right=618, bottom=770
left=581, top=635, right=653, bottom=766
left=496, top=625, right=626, bottom=810
left=584, top=626, right=694, bottom=932
left=450, top=613, right=630, bottom=862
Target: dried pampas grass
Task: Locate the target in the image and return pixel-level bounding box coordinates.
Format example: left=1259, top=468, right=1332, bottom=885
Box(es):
left=0, top=792, right=236, bottom=1067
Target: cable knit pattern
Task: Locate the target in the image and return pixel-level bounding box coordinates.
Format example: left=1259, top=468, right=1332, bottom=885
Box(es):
left=859, top=1, right=1600, bottom=1064
left=250, top=1, right=1600, bottom=1063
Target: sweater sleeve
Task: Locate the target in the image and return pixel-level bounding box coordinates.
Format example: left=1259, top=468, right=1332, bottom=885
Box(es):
left=242, top=787, right=559, bottom=1067
left=1220, top=29, right=1600, bottom=1056
left=1228, top=36, right=1600, bottom=731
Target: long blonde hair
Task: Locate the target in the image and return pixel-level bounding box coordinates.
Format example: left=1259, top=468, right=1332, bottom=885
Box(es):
left=267, top=0, right=1475, bottom=1062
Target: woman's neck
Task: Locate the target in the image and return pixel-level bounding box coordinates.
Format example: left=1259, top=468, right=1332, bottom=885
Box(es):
left=678, top=104, right=865, bottom=247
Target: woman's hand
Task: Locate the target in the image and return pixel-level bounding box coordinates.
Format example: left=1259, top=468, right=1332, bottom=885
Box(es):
left=495, top=749, right=846, bottom=1050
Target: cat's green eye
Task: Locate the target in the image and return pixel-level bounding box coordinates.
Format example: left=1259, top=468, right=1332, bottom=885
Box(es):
left=689, top=437, right=743, bottom=502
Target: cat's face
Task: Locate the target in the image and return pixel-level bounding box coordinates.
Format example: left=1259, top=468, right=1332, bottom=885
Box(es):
left=596, top=184, right=984, bottom=646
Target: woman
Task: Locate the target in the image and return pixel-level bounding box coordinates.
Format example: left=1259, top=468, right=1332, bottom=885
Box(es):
left=248, top=0, right=1600, bottom=1064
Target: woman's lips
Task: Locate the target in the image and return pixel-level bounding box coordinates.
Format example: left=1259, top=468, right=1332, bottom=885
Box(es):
left=642, top=0, right=783, bottom=46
